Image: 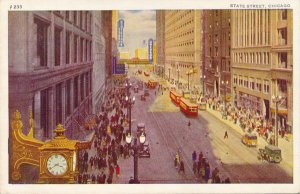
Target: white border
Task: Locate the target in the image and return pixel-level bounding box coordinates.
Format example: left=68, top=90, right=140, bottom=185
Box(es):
left=0, top=0, right=299, bottom=193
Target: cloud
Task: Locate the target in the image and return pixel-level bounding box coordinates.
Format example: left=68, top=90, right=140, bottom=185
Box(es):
left=118, top=10, right=156, bottom=57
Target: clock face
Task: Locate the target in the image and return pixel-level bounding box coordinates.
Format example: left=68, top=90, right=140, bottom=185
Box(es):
left=47, top=154, right=68, bottom=176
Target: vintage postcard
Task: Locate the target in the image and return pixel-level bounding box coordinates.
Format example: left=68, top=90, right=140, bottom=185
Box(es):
left=0, top=0, right=299, bottom=193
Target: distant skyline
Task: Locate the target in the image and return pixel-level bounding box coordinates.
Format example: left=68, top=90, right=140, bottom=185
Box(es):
left=118, top=10, right=156, bottom=58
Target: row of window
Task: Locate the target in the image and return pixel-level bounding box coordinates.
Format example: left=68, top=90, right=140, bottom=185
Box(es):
left=60, top=11, right=92, bottom=34
left=233, top=52, right=270, bottom=65
left=165, top=10, right=193, bottom=28
left=233, top=75, right=270, bottom=94
left=35, top=17, right=92, bottom=67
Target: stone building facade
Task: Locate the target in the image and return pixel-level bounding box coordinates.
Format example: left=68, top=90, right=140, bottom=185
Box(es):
left=204, top=10, right=231, bottom=98
left=164, top=10, right=202, bottom=91
left=231, top=10, right=293, bottom=132
left=8, top=11, right=105, bottom=140
left=92, top=11, right=106, bottom=114
left=156, top=10, right=165, bottom=78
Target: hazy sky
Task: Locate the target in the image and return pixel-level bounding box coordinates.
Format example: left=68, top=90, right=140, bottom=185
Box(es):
left=118, top=10, right=156, bottom=58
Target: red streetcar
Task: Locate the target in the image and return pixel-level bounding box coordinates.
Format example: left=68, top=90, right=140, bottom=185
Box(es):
left=179, top=98, right=198, bottom=117
left=169, top=90, right=182, bottom=106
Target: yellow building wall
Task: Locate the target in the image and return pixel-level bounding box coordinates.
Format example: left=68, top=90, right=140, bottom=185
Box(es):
left=119, top=52, right=131, bottom=60
left=135, top=48, right=148, bottom=59
left=112, top=11, right=118, bottom=41
left=153, top=43, right=157, bottom=64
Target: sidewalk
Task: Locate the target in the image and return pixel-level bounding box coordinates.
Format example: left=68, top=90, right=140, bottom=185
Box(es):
left=206, top=107, right=293, bottom=170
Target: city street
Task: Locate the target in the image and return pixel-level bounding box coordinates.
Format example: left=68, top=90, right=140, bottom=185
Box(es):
left=95, top=67, right=293, bottom=184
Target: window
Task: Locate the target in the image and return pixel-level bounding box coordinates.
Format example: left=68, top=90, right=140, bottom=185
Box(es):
left=80, top=11, right=82, bottom=28
left=244, top=76, right=248, bottom=88
left=34, top=18, right=49, bottom=67
left=278, top=79, right=287, bottom=93
left=85, top=39, right=88, bottom=61
left=73, top=11, right=77, bottom=25
left=239, top=75, right=243, bottom=86
left=80, top=74, right=84, bottom=102
left=214, top=47, right=218, bottom=57
left=233, top=75, right=237, bottom=85
left=65, top=11, right=70, bottom=21
left=281, top=10, right=287, bottom=20
left=40, top=88, right=50, bottom=138
left=73, top=35, right=78, bottom=63
left=250, top=77, right=255, bottom=90
left=256, top=79, right=262, bottom=92
left=278, top=28, right=287, bottom=45
left=85, top=72, right=89, bottom=97
left=56, top=83, right=63, bottom=125
left=80, top=38, right=84, bottom=62
left=65, top=79, right=71, bottom=117
left=66, top=31, right=71, bottom=64
left=54, top=27, right=62, bottom=66
left=278, top=52, right=287, bottom=68
left=263, top=80, right=270, bottom=94
left=74, top=76, right=79, bottom=108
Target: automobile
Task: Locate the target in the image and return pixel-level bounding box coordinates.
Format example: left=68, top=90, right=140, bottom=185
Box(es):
left=140, top=95, right=146, bottom=101
left=133, top=85, right=139, bottom=93
left=242, top=133, right=258, bottom=147
left=144, top=89, right=150, bottom=96
left=139, top=141, right=150, bottom=158
left=137, top=122, right=146, bottom=137
left=258, top=145, right=282, bottom=163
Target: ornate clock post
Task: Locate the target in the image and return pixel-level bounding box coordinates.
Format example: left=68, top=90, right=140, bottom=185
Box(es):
left=38, top=124, right=78, bottom=183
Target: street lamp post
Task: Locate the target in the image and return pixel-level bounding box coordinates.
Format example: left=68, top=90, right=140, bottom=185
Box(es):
left=201, top=75, right=206, bottom=95
left=221, top=80, right=229, bottom=117
left=177, top=69, right=180, bottom=89
left=168, top=68, right=171, bottom=81
left=126, top=132, right=146, bottom=184
left=272, top=95, right=283, bottom=147
left=126, top=96, right=135, bottom=135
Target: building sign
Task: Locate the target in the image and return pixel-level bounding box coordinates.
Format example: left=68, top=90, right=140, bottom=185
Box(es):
left=112, top=56, right=117, bottom=74
left=148, top=38, right=153, bottom=63
left=118, top=19, right=124, bottom=47
left=115, top=64, right=126, bottom=74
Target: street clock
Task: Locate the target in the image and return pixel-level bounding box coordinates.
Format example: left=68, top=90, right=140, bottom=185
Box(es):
left=38, top=124, right=78, bottom=183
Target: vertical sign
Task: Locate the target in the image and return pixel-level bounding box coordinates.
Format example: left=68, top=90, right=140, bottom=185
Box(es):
left=118, top=19, right=124, bottom=47
left=112, top=56, right=117, bottom=74
left=148, top=38, right=153, bottom=63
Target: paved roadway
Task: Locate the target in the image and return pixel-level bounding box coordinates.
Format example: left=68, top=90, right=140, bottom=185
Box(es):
left=112, top=67, right=293, bottom=184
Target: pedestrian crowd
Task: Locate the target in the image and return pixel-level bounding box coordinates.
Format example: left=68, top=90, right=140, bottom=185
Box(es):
left=191, top=150, right=231, bottom=183
left=76, top=79, right=133, bottom=184
left=205, top=95, right=290, bottom=145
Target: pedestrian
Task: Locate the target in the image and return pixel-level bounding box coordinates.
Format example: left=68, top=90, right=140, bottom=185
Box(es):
left=224, top=130, right=228, bottom=139
left=107, top=174, right=113, bottom=184
left=192, top=150, right=197, bottom=162
left=205, top=164, right=210, bottom=183
left=115, top=164, right=120, bottom=177
left=212, top=167, right=219, bottom=183
left=129, top=176, right=134, bottom=184
left=224, top=177, right=231, bottom=183
left=188, top=120, right=191, bottom=129
left=179, top=161, right=185, bottom=174
left=193, top=161, right=197, bottom=175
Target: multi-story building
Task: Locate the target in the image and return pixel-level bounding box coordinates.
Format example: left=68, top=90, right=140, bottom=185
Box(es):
left=164, top=10, right=202, bottom=90
left=156, top=10, right=165, bottom=77
left=231, top=10, right=293, bottom=132
left=270, top=10, right=293, bottom=132
left=92, top=11, right=106, bottom=114
left=119, top=51, right=131, bottom=60
left=204, top=10, right=231, bottom=97
left=101, top=11, right=113, bottom=88
left=9, top=11, right=97, bottom=140
left=135, top=48, right=148, bottom=59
